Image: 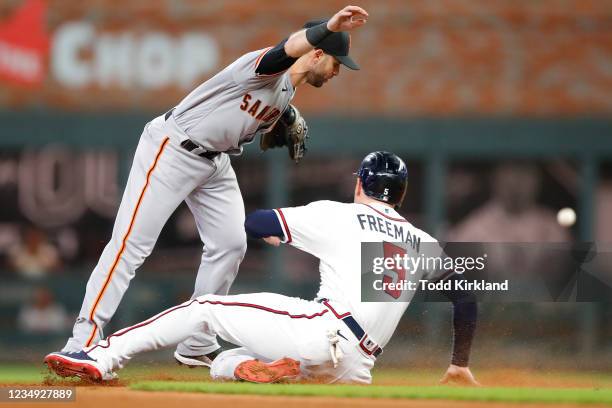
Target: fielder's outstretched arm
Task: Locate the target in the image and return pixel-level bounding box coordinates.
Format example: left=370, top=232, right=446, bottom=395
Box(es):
left=256, top=5, right=368, bottom=75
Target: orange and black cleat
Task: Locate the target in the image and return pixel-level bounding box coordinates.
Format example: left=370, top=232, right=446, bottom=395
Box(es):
left=234, top=357, right=300, bottom=383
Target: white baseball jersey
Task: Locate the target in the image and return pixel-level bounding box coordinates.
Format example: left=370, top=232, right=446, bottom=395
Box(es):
left=171, top=47, right=295, bottom=154
left=275, top=200, right=445, bottom=348
left=81, top=200, right=445, bottom=384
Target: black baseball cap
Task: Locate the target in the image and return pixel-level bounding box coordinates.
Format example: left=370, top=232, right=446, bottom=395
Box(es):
left=303, top=19, right=359, bottom=70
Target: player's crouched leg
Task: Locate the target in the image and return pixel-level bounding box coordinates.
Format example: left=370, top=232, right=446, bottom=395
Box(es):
left=221, top=229, right=247, bottom=281
left=211, top=347, right=301, bottom=383
left=173, top=231, right=246, bottom=359
left=209, top=347, right=257, bottom=380
left=195, top=227, right=247, bottom=294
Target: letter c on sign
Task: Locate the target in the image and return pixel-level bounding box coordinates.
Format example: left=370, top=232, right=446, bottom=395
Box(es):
left=52, top=22, right=94, bottom=88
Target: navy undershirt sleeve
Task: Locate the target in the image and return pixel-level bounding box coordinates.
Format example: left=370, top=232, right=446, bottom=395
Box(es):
left=255, top=39, right=298, bottom=75
left=244, top=209, right=284, bottom=239
left=438, top=274, right=478, bottom=367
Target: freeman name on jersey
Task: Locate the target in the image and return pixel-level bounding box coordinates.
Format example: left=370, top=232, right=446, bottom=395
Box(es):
left=356, top=213, right=421, bottom=252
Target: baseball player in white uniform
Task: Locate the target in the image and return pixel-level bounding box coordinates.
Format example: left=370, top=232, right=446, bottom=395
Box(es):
left=58, top=5, right=370, bottom=368
left=46, top=152, right=479, bottom=385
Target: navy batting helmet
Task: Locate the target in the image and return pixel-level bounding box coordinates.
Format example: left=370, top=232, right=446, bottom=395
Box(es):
left=356, top=151, right=408, bottom=206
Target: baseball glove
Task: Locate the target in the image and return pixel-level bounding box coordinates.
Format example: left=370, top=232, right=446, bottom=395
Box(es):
left=260, top=104, right=309, bottom=163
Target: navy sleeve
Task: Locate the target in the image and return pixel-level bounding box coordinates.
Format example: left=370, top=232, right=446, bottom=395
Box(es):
left=439, top=274, right=478, bottom=367
left=255, top=39, right=298, bottom=75
left=244, top=209, right=285, bottom=239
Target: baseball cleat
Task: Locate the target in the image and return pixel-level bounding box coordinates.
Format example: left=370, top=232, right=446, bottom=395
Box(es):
left=173, top=347, right=222, bottom=368
left=234, top=357, right=300, bottom=383
left=44, top=351, right=114, bottom=381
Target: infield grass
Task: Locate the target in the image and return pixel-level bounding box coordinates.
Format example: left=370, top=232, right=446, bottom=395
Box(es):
left=1, top=364, right=612, bottom=404
left=130, top=382, right=612, bottom=404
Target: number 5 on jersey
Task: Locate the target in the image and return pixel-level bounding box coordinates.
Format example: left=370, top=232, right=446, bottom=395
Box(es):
left=382, top=242, right=407, bottom=299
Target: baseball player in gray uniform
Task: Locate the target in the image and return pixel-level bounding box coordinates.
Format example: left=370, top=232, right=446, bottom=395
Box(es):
left=58, top=5, right=369, bottom=369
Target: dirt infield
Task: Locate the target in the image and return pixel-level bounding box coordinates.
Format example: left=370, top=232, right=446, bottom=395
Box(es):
left=12, top=388, right=609, bottom=408
left=2, top=366, right=610, bottom=408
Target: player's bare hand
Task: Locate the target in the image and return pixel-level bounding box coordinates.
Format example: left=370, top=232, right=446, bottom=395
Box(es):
left=439, top=365, right=481, bottom=387
left=327, top=5, right=368, bottom=32
left=263, top=236, right=281, bottom=246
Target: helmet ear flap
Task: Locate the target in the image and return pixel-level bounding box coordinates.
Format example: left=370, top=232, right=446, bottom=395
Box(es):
left=395, top=186, right=408, bottom=209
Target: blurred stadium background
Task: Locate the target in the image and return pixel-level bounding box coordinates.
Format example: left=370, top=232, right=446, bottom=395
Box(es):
left=0, top=0, right=610, bottom=371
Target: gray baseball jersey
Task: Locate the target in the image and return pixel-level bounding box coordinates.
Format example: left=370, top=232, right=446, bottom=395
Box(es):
left=172, top=47, right=296, bottom=154
left=64, top=47, right=293, bottom=355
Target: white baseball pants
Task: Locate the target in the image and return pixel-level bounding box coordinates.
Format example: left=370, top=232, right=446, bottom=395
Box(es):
left=64, top=116, right=247, bottom=357
left=86, top=293, right=375, bottom=384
